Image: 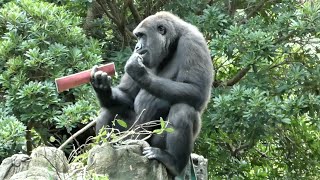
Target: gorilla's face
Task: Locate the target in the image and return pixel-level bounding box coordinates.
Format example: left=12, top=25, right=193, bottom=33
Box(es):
left=133, top=15, right=177, bottom=68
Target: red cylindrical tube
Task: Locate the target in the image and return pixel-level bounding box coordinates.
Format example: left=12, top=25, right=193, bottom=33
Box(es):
left=55, top=62, right=116, bottom=93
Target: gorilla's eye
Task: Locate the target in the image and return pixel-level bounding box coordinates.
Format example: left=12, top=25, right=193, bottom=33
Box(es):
left=157, top=25, right=166, bottom=35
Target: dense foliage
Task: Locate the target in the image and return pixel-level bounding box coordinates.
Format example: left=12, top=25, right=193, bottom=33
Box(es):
left=0, top=0, right=102, bottom=158
left=187, top=1, right=320, bottom=178
left=0, top=0, right=319, bottom=179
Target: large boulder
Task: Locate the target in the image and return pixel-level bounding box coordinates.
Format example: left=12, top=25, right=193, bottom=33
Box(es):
left=29, top=146, right=69, bottom=173
left=0, top=140, right=208, bottom=180
left=0, top=154, right=30, bottom=180
left=88, top=140, right=169, bottom=180
left=0, top=146, right=68, bottom=180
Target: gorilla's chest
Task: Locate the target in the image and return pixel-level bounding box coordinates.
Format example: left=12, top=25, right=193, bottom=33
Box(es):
left=134, top=90, right=170, bottom=122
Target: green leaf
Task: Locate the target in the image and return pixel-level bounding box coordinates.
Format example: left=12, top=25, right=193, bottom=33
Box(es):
left=153, top=129, right=163, bottom=134
left=116, top=119, right=127, bottom=128
left=160, top=117, right=165, bottom=128
left=165, top=128, right=174, bottom=133
left=281, top=118, right=291, bottom=124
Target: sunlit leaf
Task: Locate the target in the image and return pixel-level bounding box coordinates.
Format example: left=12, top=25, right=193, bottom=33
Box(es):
left=116, top=119, right=127, bottom=128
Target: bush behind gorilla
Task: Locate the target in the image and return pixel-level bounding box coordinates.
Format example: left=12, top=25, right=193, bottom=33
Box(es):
left=91, top=11, right=213, bottom=177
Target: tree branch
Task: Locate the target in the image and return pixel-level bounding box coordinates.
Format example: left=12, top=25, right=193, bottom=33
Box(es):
left=106, top=1, right=121, bottom=21
left=225, top=66, right=250, bottom=85
left=213, top=66, right=251, bottom=87
left=58, top=118, right=97, bottom=150
left=26, top=121, right=33, bottom=155
left=128, top=0, right=141, bottom=23
left=240, top=0, right=276, bottom=24
left=96, top=0, right=121, bottom=27
left=246, top=1, right=266, bottom=19
left=96, top=0, right=135, bottom=46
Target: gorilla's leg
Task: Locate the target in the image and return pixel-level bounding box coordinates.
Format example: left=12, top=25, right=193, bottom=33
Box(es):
left=95, top=107, right=137, bottom=135
left=143, top=103, right=199, bottom=176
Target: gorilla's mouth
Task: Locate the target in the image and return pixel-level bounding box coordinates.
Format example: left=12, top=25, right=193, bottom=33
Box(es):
left=137, top=49, right=151, bottom=67
left=137, top=49, right=148, bottom=56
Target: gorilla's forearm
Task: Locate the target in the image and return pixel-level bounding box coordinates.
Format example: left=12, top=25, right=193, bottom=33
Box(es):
left=97, top=88, right=134, bottom=109
left=95, top=73, right=139, bottom=110
left=136, top=73, right=204, bottom=109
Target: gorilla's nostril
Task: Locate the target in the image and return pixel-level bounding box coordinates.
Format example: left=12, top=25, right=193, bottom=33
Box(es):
left=135, top=44, right=142, bottom=50
left=139, top=49, right=148, bottom=55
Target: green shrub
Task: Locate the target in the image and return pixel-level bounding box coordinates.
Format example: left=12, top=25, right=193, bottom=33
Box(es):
left=190, top=1, right=320, bottom=179
left=0, top=104, right=26, bottom=162
left=0, top=0, right=103, bottom=157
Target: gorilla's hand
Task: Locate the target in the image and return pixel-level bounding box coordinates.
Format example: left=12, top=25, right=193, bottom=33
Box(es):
left=125, top=53, right=148, bottom=82
left=143, top=146, right=179, bottom=175
left=143, top=146, right=161, bottom=159
left=90, top=65, right=112, bottom=95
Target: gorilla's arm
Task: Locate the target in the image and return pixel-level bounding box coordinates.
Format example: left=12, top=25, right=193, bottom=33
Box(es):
left=126, top=38, right=212, bottom=109
left=143, top=74, right=203, bottom=108
left=92, top=70, right=139, bottom=133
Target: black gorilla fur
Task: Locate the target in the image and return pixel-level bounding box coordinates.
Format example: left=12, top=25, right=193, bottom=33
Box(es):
left=91, top=11, right=213, bottom=176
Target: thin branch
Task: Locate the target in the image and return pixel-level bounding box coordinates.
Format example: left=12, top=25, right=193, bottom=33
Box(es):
left=225, top=66, right=251, bottom=86
left=245, top=1, right=266, bottom=19
left=128, top=109, right=146, bottom=131
left=141, top=134, right=152, bottom=141
left=240, top=0, right=275, bottom=24
left=126, top=28, right=135, bottom=38
left=26, top=121, right=34, bottom=155
left=96, top=0, right=121, bottom=27
left=58, top=119, right=97, bottom=150
left=97, top=0, right=135, bottom=44
left=105, top=1, right=121, bottom=21
left=213, top=66, right=251, bottom=87
left=110, top=130, right=135, bottom=143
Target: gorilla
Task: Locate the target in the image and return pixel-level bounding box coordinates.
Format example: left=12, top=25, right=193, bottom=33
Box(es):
left=91, top=11, right=213, bottom=177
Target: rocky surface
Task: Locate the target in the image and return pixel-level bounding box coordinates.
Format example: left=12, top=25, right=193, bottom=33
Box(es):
left=0, top=140, right=208, bottom=180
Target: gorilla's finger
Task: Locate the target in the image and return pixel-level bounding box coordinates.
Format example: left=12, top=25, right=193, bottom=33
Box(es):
left=90, top=65, right=99, bottom=79
left=93, top=71, right=103, bottom=86
left=142, top=150, right=149, bottom=155
left=101, top=72, right=110, bottom=87
left=143, top=147, right=153, bottom=155
left=99, top=84, right=104, bottom=89
left=144, top=153, right=156, bottom=159
left=143, top=151, right=153, bottom=156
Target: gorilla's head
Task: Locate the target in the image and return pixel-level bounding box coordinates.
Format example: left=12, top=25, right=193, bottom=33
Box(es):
left=133, top=12, right=183, bottom=68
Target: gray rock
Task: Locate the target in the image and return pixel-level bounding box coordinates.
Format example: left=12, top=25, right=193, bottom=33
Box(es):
left=0, top=154, right=30, bottom=180
left=0, top=146, right=69, bottom=180
left=30, top=146, right=69, bottom=173
left=0, top=141, right=208, bottom=180
left=191, top=154, right=208, bottom=180
left=87, top=140, right=169, bottom=180
left=176, top=154, right=208, bottom=180
left=9, top=167, right=59, bottom=180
